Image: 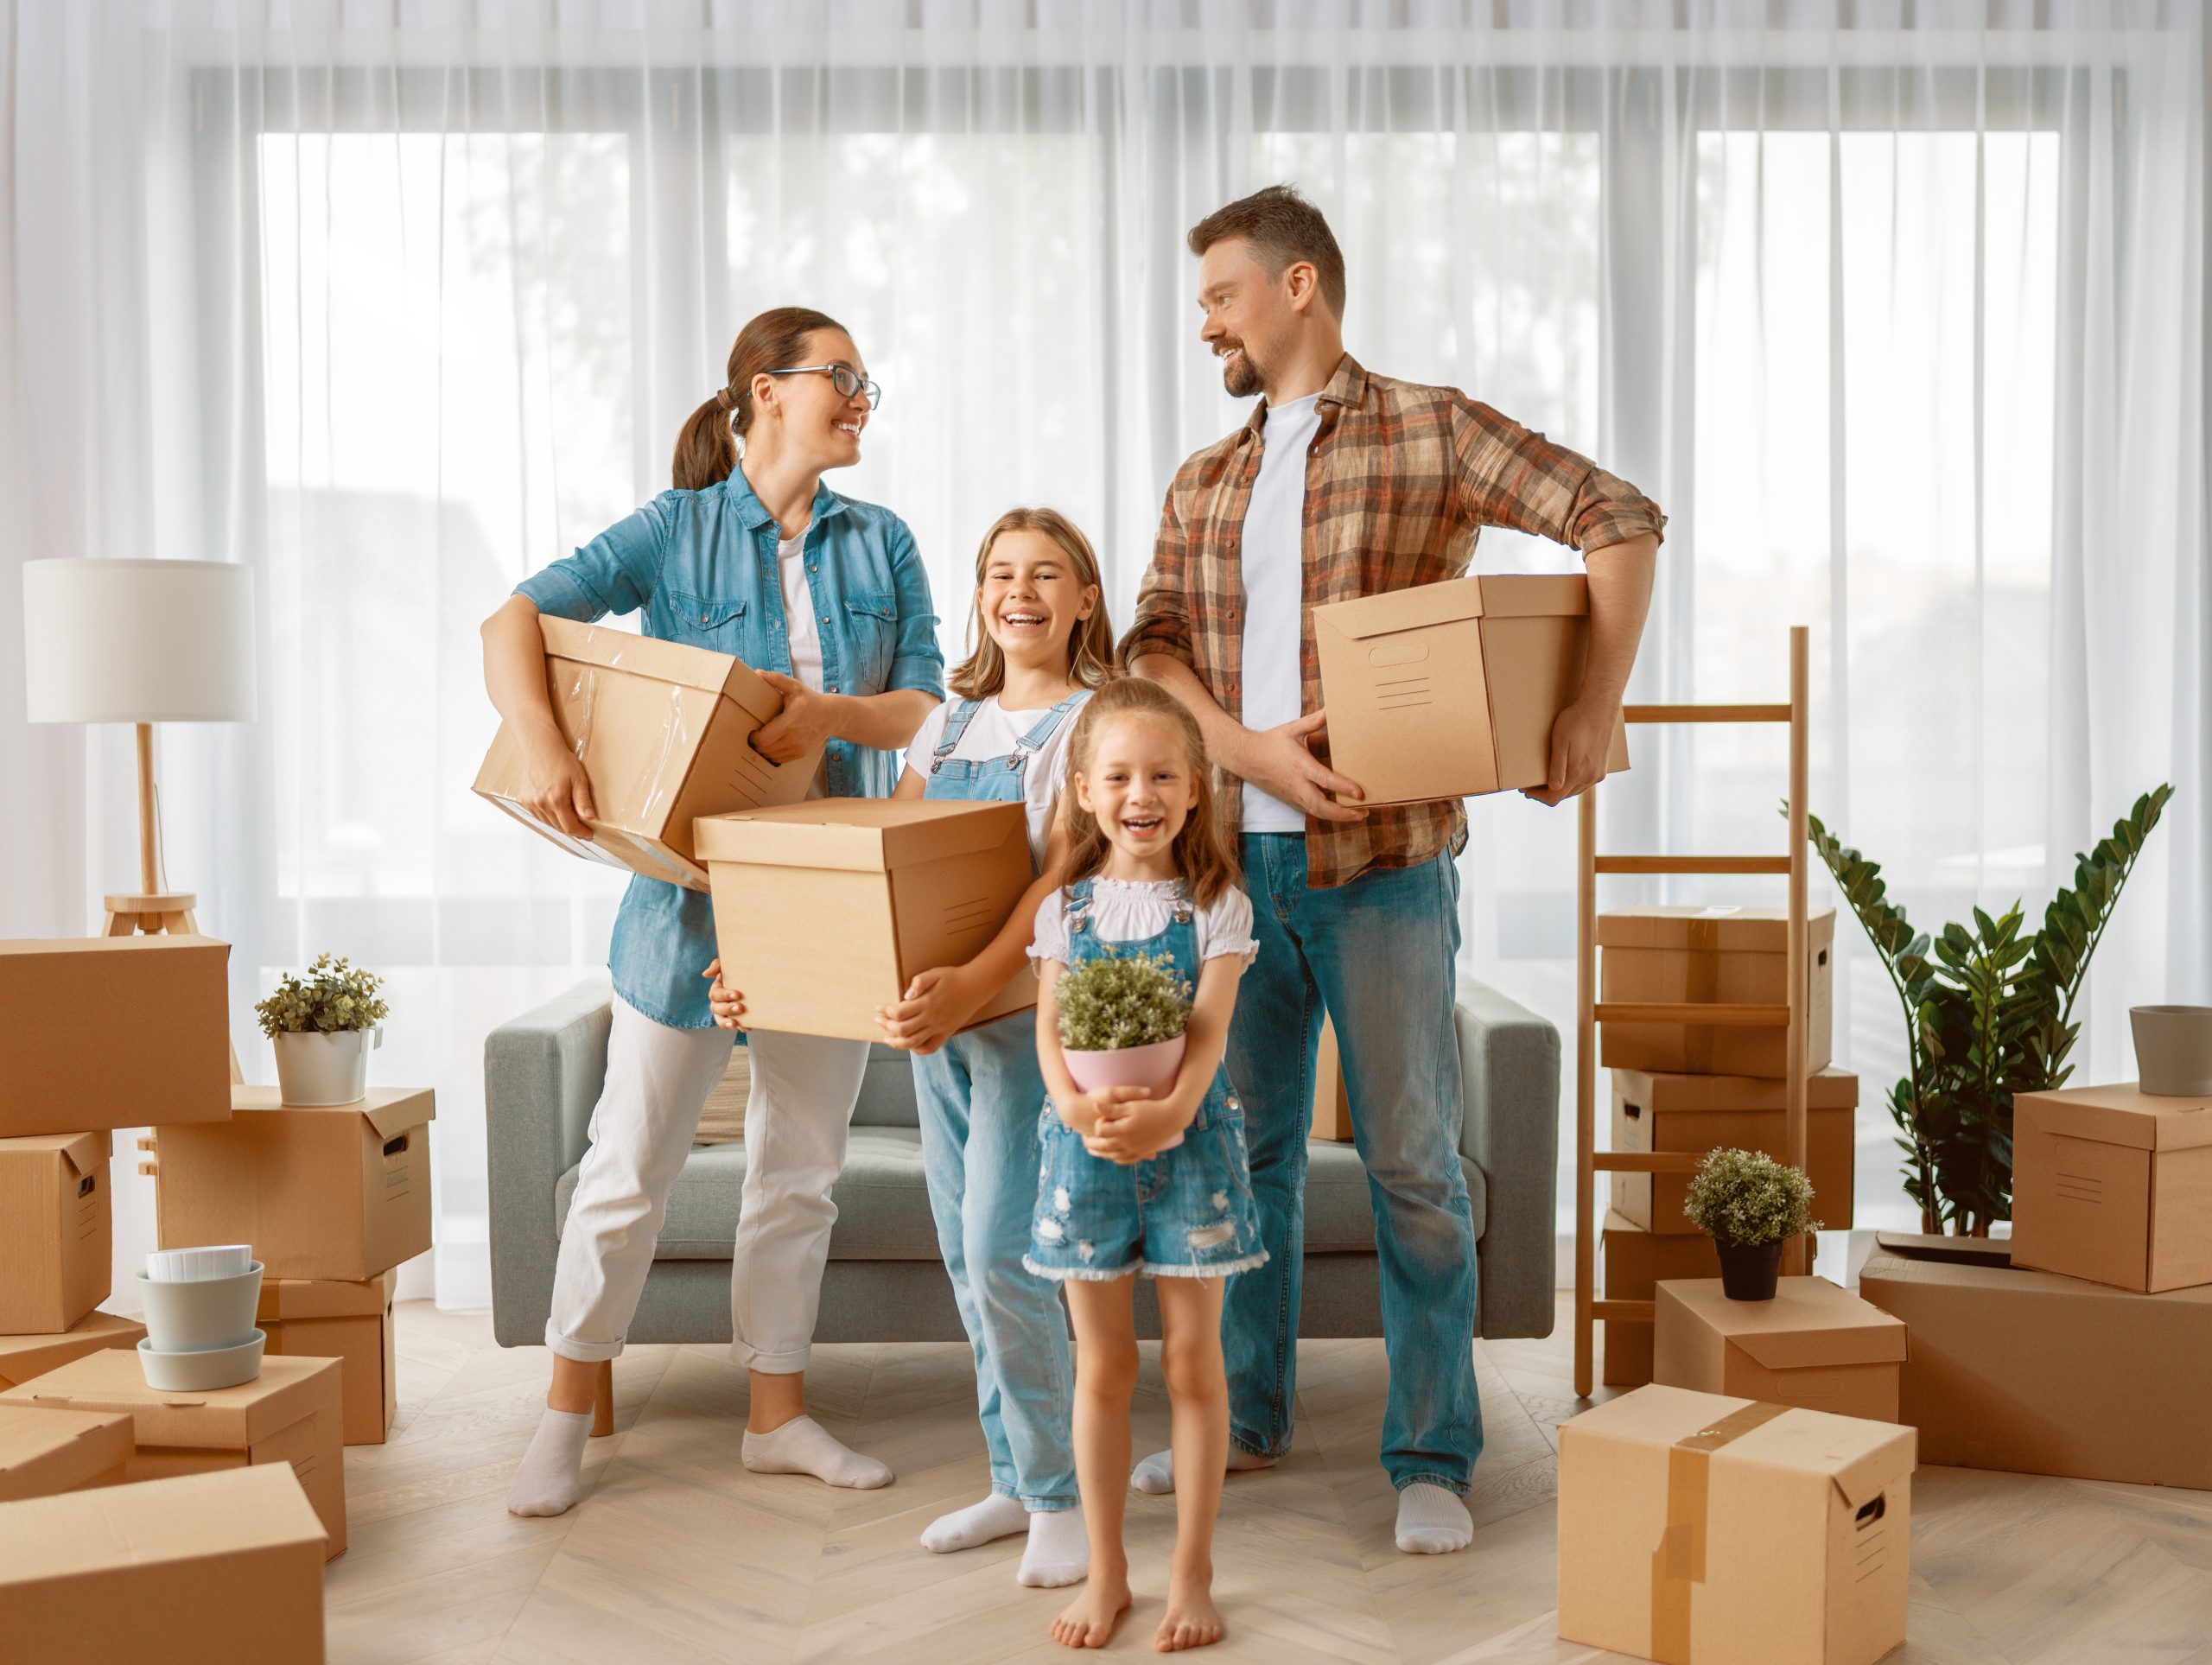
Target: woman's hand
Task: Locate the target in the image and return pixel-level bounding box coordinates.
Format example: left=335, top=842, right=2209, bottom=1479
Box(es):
left=1082, top=1096, right=1195, bottom=1166
left=875, top=965, right=987, bottom=1056
left=1054, top=1084, right=1149, bottom=1140
left=752, top=670, right=836, bottom=764
left=702, top=959, right=747, bottom=1031
left=521, top=732, right=596, bottom=840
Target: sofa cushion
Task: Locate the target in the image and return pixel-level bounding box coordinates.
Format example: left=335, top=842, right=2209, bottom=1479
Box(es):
left=556, top=1130, right=1487, bottom=1262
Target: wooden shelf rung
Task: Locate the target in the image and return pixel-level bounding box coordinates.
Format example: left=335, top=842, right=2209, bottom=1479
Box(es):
left=1595, top=1001, right=1792, bottom=1027
left=1593, top=1299, right=1656, bottom=1323
left=1622, top=702, right=1794, bottom=724
left=1592, top=1151, right=1707, bottom=1174
left=1594, top=855, right=1792, bottom=876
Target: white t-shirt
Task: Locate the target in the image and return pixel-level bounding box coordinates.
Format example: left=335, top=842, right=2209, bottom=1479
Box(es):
left=1238, top=392, right=1323, bottom=832
left=1028, top=879, right=1257, bottom=968
left=779, top=531, right=824, bottom=693
left=902, top=691, right=1088, bottom=866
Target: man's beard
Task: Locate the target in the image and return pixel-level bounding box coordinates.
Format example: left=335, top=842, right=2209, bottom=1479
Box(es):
left=1219, top=341, right=1264, bottom=398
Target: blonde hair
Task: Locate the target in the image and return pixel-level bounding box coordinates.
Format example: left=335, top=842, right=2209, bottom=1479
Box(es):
left=947, top=507, right=1116, bottom=700
left=1062, top=677, right=1240, bottom=910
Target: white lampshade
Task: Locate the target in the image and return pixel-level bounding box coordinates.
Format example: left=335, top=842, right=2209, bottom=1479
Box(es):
left=22, top=558, right=257, bottom=723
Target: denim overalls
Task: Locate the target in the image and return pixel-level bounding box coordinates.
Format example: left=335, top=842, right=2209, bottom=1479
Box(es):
left=1025, top=877, right=1267, bottom=1281
left=911, top=692, right=1087, bottom=1512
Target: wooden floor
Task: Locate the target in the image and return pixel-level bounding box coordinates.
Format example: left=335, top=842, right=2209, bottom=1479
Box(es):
left=326, top=1295, right=2212, bottom=1664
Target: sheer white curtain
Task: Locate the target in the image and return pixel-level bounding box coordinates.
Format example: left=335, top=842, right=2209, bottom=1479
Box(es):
left=3, top=0, right=2202, bottom=1306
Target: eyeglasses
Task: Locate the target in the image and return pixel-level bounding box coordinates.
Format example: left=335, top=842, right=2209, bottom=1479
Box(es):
left=766, top=364, right=883, bottom=409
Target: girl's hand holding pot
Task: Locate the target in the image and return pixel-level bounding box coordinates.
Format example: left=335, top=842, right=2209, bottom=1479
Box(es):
left=1083, top=1094, right=1194, bottom=1166
left=1054, top=1084, right=1148, bottom=1139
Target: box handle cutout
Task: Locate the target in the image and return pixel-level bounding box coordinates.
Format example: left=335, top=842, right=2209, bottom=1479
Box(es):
left=1624, top=1101, right=1643, bottom=1122
left=79, top=1175, right=96, bottom=1196
left=1366, top=640, right=1432, bottom=668
left=1818, top=949, right=1828, bottom=967
left=1855, top=1495, right=1886, bottom=1528
left=384, top=1134, right=410, bottom=1157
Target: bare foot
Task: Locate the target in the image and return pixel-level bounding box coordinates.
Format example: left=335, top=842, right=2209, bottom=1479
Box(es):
left=1052, top=1575, right=1131, bottom=1650
left=1154, top=1573, right=1223, bottom=1652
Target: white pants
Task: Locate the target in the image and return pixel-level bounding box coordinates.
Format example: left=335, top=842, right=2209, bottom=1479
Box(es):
left=544, top=995, right=871, bottom=1373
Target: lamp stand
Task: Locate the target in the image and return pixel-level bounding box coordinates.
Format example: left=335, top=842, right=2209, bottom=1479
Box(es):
left=102, top=722, right=205, bottom=937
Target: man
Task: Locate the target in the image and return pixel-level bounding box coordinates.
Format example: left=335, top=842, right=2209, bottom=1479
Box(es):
left=1122, top=184, right=1662, bottom=1555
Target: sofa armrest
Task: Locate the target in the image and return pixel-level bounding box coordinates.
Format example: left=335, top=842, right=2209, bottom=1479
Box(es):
left=1456, top=976, right=1561, bottom=1340
left=487, top=976, right=614, bottom=1347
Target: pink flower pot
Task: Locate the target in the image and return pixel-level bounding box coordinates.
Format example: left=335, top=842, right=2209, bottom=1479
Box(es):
left=1064, top=1034, right=1186, bottom=1150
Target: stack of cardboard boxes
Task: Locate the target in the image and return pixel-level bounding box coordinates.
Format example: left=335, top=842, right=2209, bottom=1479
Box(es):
left=1594, top=906, right=1859, bottom=1386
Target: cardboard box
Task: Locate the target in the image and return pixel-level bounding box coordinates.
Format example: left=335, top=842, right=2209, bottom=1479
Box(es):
left=474, top=614, right=822, bottom=891
left=2008, top=1080, right=2212, bottom=1293
left=0, top=1132, right=111, bottom=1334
left=0, top=1406, right=133, bottom=1503
left=698, top=801, right=1036, bottom=1042
left=1599, top=907, right=1835, bottom=1077
left=0, top=1464, right=327, bottom=1664
left=1311, top=1014, right=1353, bottom=1142
left=1654, top=1276, right=1906, bottom=1423
left=1558, top=1383, right=1914, bottom=1665
left=1611, top=1068, right=1857, bottom=1234
left=0, top=1350, right=347, bottom=1559
left=151, top=1084, right=434, bottom=1281
left=1602, top=1209, right=1722, bottom=1387
left=1858, top=1233, right=2212, bottom=1488
left=260, top=1270, right=397, bottom=1445
left=1313, top=575, right=1629, bottom=806
left=0, top=937, right=232, bottom=1137
left=0, top=1312, right=146, bottom=1391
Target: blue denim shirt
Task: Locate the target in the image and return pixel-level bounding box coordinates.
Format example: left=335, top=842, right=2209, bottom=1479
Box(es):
left=515, top=472, right=944, bottom=1028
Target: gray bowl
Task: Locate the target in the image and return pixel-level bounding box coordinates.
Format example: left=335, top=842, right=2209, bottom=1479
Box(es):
left=135, top=1261, right=264, bottom=1356
left=137, top=1330, right=265, bottom=1393
left=2133, top=1006, right=2212, bottom=1096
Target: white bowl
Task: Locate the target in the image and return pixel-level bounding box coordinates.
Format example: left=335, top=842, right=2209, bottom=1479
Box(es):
left=135, top=1261, right=263, bottom=1356
left=137, top=1330, right=265, bottom=1393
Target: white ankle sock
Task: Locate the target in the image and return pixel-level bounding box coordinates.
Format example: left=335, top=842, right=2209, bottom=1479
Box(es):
left=741, top=1414, right=893, bottom=1490
left=1128, top=1444, right=1278, bottom=1496
left=920, top=1493, right=1029, bottom=1553
left=1395, top=1482, right=1473, bottom=1554
left=1016, top=1506, right=1090, bottom=1588
left=507, top=1407, right=594, bottom=1518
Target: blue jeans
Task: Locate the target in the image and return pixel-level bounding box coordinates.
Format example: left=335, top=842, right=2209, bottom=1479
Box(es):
left=1225, top=835, right=1483, bottom=1494
left=912, top=1010, right=1078, bottom=1510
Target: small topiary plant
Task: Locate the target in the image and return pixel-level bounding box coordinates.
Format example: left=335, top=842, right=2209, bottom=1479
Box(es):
left=1684, top=1148, right=1821, bottom=1247
left=255, top=953, right=391, bottom=1038
left=1055, top=950, right=1191, bottom=1053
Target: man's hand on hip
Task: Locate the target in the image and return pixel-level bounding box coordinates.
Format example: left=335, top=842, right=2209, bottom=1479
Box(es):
left=1241, top=711, right=1368, bottom=823
left=1522, top=696, right=1620, bottom=806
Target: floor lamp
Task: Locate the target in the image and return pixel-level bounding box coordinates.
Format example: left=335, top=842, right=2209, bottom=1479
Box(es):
left=22, top=558, right=257, bottom=937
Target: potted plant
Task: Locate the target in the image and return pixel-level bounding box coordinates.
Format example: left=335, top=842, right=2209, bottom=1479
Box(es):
left=1055, top=950, right=1192, bottom=1149
left=1683, top=1147, right=1820, bottom=1301
left=256, top=954, right=390, bottom=1107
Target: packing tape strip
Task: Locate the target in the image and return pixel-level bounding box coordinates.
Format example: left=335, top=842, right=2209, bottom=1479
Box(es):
left=1649, top=1400, right=1791, bottom=1664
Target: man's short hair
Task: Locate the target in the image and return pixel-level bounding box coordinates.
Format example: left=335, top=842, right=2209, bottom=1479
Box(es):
left=1187, top=184, right=1346, bottom=320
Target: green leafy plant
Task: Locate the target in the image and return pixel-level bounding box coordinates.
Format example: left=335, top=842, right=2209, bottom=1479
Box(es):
left=1055, top=950, right=1191, bottom=1052
left=255, top=953, right=391, bottom=1038
left=1684, top=1148, right=1821, bottom=1247
left=1803, top=785, right=2171, bottom=1235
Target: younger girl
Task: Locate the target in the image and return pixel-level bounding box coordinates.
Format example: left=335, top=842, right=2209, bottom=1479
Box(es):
left=869, top=508, right=1114, bottom=1588
left=1026, top=677, right=1264, bottom=1654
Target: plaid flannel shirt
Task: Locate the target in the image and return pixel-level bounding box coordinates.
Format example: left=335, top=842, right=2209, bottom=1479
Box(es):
left=1121, top=354, right=1666, bottom=890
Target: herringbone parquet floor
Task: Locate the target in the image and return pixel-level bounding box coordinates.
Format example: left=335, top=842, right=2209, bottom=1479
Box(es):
left=321, top=1297, right=2212, bottom=1664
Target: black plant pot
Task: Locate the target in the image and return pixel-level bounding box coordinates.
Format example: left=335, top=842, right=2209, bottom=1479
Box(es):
left=1714, top=1237, right=1785, bottom=1301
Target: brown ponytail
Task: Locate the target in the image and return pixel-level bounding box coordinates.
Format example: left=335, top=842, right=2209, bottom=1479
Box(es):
left=671, top=306, right=849, bottom=491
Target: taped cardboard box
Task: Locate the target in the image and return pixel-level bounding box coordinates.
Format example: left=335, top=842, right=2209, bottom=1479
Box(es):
left=1858, top=1233, right=2212, bottom=1489
left=0, top=1406, right=132, bottom=1503
left=1313, top=575, right=1629, bottom=806
left=1654, top=1276, right=1906, bottom=1424
left=699, top=801, right=1035, bottom=1043
left=1311, top=1014, right=1353, bottom=1142
left=151, top=1085, right=434, bottom=1281
left=1611, top=1069, right=1857, bottom=1234
left=0, top=1132, right=110, bottom=1334
left=0, top=1312, right=146, bottom=1390
left=0, top=1464, right=327, bottom=1665
left=474, top=614, right=822, bottom=891
left=0, top=937, right=232, bottom=1138
left=0, top=1350, right=346, bottom=1559
left=1558, top=1383, right=1914, bottom=1665
left=259, top=1269, right=397, bottom=1445
left=1599, top=907, right=1835, bottom=1077
left=1602, top=1210, right=1722, bottom=1388
left=2008, top=1081, right=2212, bottom=1293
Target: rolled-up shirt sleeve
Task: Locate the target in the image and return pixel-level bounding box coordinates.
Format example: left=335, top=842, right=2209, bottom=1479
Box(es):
left=1452, top=397, right=1666, bottom=556
left=1116, top=478, right=1197, bottom=670
left=514, top=495, right=671, bottom=620
left=884, top=519, right=947, bottom=698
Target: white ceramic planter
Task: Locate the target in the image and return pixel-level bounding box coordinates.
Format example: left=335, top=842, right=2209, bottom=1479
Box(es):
left=1063, top=1034, right=1187, bottom=1150
left=272, top=1026, right=382, bottom=1106
left=137, top=1331, right=265, bottom=1393
left=2133, top=1006, right=2212, bottom=1096
left=136, top=1261, right=264, bottom=1355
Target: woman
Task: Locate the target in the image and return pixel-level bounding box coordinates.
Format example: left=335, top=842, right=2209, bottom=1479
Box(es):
left=484, top=308, right=943, bottom=1517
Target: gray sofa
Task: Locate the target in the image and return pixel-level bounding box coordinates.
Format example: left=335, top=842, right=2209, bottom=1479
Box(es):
left=487, top=977, right=1560, bottom=1347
